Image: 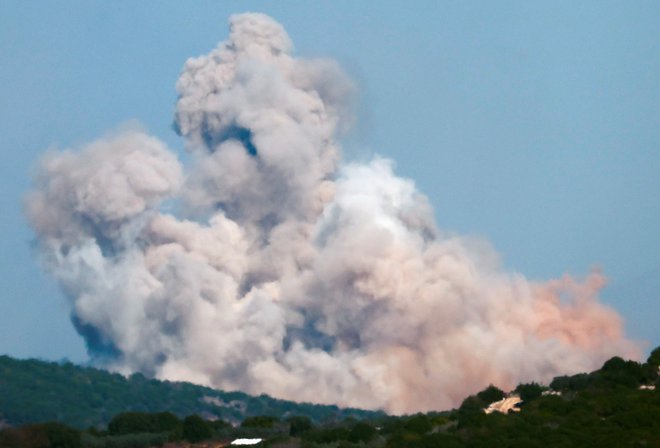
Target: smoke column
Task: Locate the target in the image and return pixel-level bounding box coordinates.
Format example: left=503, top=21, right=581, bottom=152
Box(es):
left=26, top=13, right=639, bottom=413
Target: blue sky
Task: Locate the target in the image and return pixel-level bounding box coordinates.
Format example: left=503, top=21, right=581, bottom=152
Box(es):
left=0, top=1, right=658, bottom=363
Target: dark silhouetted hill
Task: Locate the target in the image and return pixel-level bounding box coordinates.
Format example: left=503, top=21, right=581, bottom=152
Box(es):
left=0, top=355, right=381, bottom=429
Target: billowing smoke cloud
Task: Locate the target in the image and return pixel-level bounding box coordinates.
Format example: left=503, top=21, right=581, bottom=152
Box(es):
left=26, top=13, right=639, bottom=414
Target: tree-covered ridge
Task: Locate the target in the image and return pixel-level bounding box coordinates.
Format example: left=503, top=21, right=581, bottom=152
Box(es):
left=0, top=355, right=381, bottom=429
left=446, top=348, right=660, bottom=447
left=1, top=348, right=658, bottom=447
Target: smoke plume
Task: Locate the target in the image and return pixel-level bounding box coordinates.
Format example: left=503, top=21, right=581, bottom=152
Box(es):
left=26, top=13, right=639, bottom=413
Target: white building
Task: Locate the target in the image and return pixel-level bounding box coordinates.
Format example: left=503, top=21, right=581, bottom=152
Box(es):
left=230, top=438, right=263, bottom=446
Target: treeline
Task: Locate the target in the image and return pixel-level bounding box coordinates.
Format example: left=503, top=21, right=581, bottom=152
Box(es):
left=449, top=347, right=660, bottom=447
left=1, top=347, right=658, bottom=447
left=0, top=355, right=380, bottom=429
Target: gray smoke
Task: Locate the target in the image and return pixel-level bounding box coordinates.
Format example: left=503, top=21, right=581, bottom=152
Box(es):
left=26, top=13, right=639, bottom=414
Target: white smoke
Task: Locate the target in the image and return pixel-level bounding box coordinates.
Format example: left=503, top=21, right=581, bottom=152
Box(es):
left=26, top=13, right=639, bottom=414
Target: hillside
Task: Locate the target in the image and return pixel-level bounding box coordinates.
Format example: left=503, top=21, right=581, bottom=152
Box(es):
left=0, top=356, right=381, bottom=429
left=1, top=349, right=659, bottom=447
left=444, top=349, right=660, bottom=447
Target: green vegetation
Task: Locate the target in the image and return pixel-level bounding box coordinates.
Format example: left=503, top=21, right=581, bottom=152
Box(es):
left=182, top=414, right=212, bottom=442
left=515, top=382, right=544, bottom=402
left=107, top=411, right=179, bottom=435
left=648, top=346, right=660, bottom=366
left=0, top=355, right=381, bottom=429
left=286, top=415, right=313, bottom=436
left=1, top=348, right=658, bottom=447
left=476, top=384, right=505, bottom=405
left=242, top=415, right=279, bottom=428
left=0, top=422, right=81, bottom=448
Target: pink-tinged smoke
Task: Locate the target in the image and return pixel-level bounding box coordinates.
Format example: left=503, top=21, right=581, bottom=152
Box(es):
left=25, top=13, right=640, bottom=414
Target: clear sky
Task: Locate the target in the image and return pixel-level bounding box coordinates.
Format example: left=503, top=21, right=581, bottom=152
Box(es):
left=0, top=0, right=658, bottom=363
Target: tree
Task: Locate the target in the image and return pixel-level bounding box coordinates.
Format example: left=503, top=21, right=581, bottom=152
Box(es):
left=0, top=423, right=81, bottom=448
left=404, top=414, right=433, bottom=434
left=550, top=373, right=590, bottom=391
left=647, top=346, right=660, bottom=367
left=108, top=412, right=150, bottom=435
left=348, top=421, right=377, bottom=443
left=242, top=415, right=278, bottom=428
left=599, top=357, right=646, bottom=387
left=416, top=432, right=463, bottom=448
left=151, top=412, right=180, bottom=433
left=42, top=422, right=81, bottom=448
left=515, top=383, right=544, bottom=402
left=458, top=395, right=487, bottom=428
left=107, top=411, right=181, bottom=436
left=182, top=414, right=212, bottom=443
left=286, top=415, right=312, bottom=436
left=477, top=385, right=505, bottom=405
